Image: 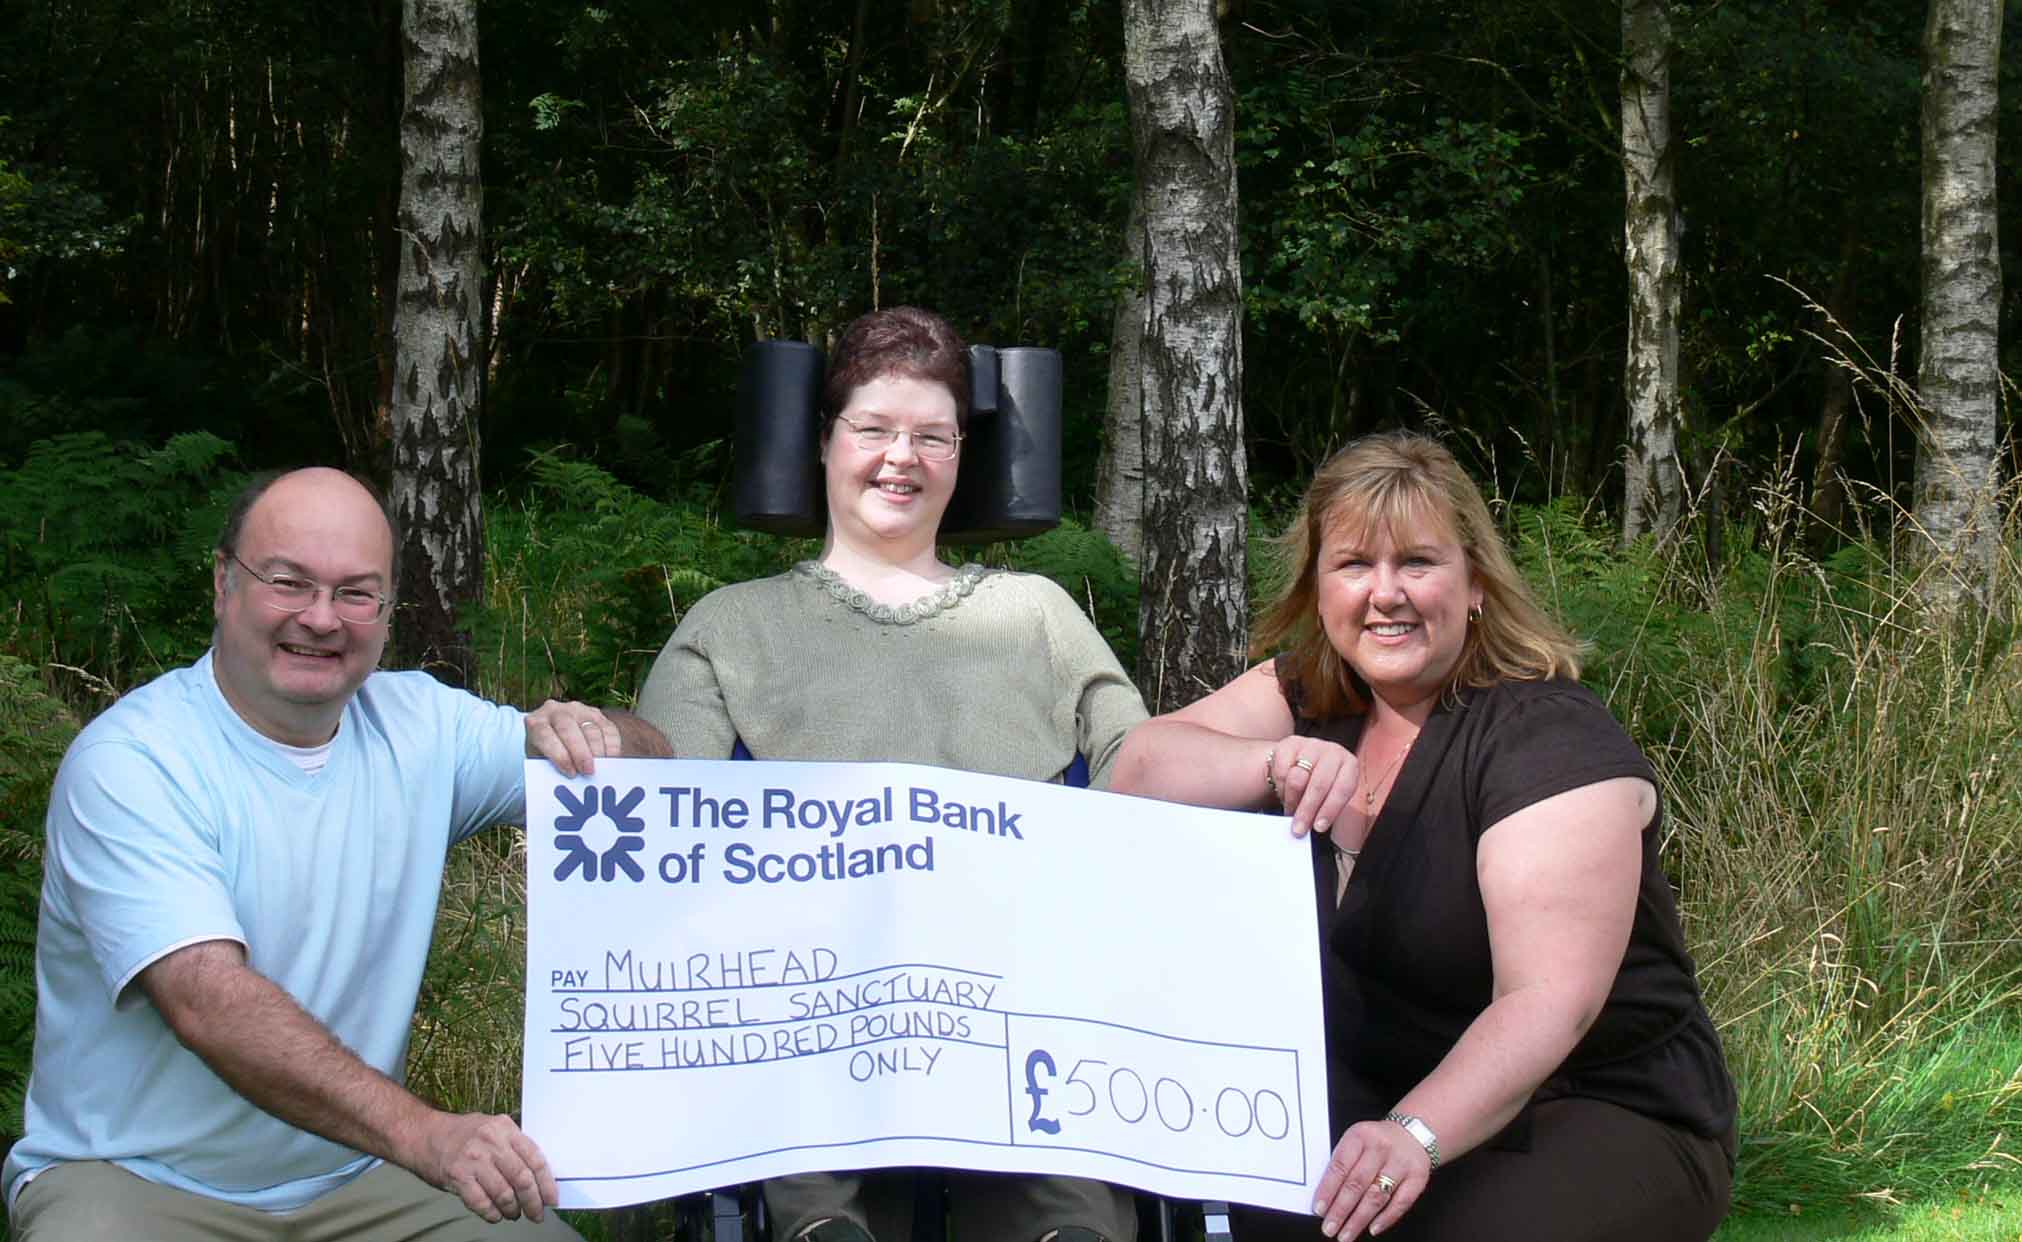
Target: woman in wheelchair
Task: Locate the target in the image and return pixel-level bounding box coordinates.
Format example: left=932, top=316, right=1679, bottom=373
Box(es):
left=638, top=306, right=1148, bottom=1242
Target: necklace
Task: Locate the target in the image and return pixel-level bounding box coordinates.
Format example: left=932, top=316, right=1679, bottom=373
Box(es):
left=1358, top=737, right=1413, bottom=812
left=1334, top=733, right=1415, bottom=867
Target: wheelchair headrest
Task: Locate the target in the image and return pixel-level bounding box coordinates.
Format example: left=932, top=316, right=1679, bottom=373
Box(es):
left=732, top=340, right=1065, bottom=545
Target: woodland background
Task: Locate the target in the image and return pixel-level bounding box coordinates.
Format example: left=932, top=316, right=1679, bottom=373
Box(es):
left=2, top=1, right=2020, bottom=1237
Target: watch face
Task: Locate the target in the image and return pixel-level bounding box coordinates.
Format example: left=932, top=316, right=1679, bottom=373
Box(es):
left=1389, top=1113, right=1440, bottom=1166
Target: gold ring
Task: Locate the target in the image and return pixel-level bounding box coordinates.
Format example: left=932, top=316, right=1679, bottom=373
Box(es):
left=1294, top=757, right=1316, bottom=771
left=1373, top=1174, right=1397, bottom=1197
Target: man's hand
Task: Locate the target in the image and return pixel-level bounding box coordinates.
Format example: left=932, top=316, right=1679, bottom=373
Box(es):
left=527, top=702, right=674, bottom=775
left=140, top=942, right=559, bottom=1226
left=524, top=700, right=620, bottom=777
left=412, top=1111, right=560, bottom=1224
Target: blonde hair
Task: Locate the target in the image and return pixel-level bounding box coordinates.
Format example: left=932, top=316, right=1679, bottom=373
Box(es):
left=1253, top=431, right=1583, bottom=720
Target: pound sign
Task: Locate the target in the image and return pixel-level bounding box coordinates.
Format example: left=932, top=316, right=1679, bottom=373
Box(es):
left=1024, top=1048, right=1062, bottom=1135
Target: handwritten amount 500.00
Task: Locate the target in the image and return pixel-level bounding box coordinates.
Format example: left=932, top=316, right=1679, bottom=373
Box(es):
left=1024, top=1049, right=1292, bottom=1141
left=1003, top=1013, right=1308, bottom=1184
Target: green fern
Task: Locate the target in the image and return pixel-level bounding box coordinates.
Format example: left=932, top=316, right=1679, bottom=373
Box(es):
left=0, top=431, right=244, bottom=697
left=471, top=450, right=808, bottom=707
left=0, top=655, right=79, bottom=1143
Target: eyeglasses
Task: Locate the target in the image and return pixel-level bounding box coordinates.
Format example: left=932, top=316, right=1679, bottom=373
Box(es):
left=227, top=552, right=393, bottom=625
left=834, top=415, right=963, bottom=462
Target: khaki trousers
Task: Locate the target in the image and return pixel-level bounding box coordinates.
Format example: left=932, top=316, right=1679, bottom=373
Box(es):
left=9, top=1159, right=584, bottom=1242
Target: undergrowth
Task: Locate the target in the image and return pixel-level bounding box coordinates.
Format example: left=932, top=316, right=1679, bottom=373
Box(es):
left=1511, top=463, right=2022, bottom=1214
left=2, top=431, right=2017, bottom=1225
left=0, top=656, right=80, bottom=1143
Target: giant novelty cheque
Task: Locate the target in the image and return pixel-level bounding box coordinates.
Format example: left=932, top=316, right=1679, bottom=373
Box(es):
left=521, top=758, right=1329, bottom=1213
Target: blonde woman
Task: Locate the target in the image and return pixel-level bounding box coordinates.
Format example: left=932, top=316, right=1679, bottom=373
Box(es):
left=1113, top=432, right=1734, bottom=1242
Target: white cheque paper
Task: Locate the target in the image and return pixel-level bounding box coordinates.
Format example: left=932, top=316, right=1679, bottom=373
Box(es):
left=521, top=758, right=1328, bottom=1213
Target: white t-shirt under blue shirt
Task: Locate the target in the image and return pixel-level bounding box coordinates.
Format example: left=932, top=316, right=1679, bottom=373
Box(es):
left=4, top=651, right=528, bottom=1213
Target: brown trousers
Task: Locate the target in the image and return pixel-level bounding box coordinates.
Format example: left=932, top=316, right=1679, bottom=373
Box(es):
left=1229, top=1098, right=1732, bottom=1242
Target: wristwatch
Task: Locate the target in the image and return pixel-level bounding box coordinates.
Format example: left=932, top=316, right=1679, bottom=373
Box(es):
left=1385, top=1111, right=1441, bottom=1170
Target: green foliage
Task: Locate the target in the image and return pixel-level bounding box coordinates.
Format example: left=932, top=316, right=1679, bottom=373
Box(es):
left=0, top=432, right=243, bottom=698
left=0, top=123, right=26, bottom=306
left=0, top=329, right=306, bottom=465
left=1246, top=107, right=1532, bottom=346
left=0, top=655, right=79, bottom=1142
left=471, top=450, right=809, bottom=708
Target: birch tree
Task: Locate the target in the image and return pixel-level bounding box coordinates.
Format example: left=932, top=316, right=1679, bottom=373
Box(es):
left=1094, top=194, right=1146, bottom=566
left=1123, top=0, right=1246, bottom=712
left=388, top=0, right=485, bottom=682
left=1914, top=0, right=2003, bottom=611
left=1621, top=0, right=1682, bottom=545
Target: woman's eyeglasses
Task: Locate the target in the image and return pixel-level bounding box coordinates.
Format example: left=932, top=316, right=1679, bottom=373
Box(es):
left=834, top=415, right=962, bottom=462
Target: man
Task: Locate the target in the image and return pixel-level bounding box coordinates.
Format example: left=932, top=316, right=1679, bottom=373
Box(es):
left=4, top=467, right=670, bottom=1239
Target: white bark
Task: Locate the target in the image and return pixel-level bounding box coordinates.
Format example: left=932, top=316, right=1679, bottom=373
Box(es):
left=1915, top=0, right=2003, bottom=612
left=390, top=0, right=485, bottom=681
left=1620, top=0, right=1682, bottom=545
left=1125, top=0, right=1247, bottom=713
left=1094, top=193, right=1146, bottom=566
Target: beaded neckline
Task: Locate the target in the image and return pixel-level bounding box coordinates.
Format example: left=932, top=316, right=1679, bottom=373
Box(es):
left=794, top=560, right=988, bottom=626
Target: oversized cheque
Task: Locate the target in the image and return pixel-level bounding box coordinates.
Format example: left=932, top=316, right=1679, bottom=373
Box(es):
left=521, top=757, right=1329, bottom=1213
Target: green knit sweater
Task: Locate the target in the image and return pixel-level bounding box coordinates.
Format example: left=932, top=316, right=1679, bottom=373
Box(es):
left=636, top=562, right=1146, bottom=788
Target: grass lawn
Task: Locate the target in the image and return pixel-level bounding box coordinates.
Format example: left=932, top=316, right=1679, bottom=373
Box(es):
left=1715, top=1185, right=2021, bottom=1241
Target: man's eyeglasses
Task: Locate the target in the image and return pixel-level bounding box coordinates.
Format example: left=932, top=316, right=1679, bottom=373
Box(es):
left=227, top=552, right=393, bottom=625
left=834, top=415, right=963, bottom=462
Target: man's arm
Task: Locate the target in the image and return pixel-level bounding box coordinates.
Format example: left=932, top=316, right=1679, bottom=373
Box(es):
left=138, top=940, right=558, bottom=1224
left=524, top=701, right=672, bottom=777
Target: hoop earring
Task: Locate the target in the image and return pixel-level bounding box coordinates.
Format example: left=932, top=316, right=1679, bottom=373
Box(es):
left=1468, top=604, right=1483, bottom=623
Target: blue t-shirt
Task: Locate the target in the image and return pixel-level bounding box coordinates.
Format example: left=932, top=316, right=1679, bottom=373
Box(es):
left=4, top=652, right=527, bottom=1213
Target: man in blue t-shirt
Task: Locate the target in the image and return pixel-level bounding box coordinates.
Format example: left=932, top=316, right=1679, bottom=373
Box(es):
left=4, top=467, right=671, bottom=1240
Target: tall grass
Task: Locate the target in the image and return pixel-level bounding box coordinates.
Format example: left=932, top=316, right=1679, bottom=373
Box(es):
left=1517, top=444, right=2022, bottom=1212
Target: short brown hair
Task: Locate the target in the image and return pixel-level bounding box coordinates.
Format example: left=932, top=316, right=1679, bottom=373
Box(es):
left=821, top=306, right=970, bottom=433
left=1254, top=431, right=1582, bottom=720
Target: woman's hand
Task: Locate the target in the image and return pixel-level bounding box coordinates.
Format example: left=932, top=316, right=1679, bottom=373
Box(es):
left=1311, top=1117, right=1431, bottom=1239
left=1266, top=736, right=1359, bottom=839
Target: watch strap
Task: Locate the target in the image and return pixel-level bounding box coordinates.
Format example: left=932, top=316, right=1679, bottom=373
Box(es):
left=1385, top=1111, right=1441, bottom=1170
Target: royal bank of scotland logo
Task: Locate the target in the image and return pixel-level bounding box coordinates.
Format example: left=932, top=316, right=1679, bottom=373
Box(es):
left=552, top=785, right=648, bottom=882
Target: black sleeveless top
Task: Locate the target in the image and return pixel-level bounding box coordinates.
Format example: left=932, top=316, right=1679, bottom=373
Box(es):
left=1282, top=667, right=1736, bottom=1151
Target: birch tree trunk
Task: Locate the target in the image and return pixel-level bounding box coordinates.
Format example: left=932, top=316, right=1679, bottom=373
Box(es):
left=1094, top=192, right=1146, bottom=566
left=1914, top=0, right=2003, bottom=612
left=1620, top=0, right=1682, bottom=545
left=1124, top=0, right=1247, bottom=713
left=388, top=0, right=484, bottom=683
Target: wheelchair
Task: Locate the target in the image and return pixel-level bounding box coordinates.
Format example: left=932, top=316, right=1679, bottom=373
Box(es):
left=596, top=1185, right=1235, bottom=1242
left=590, top=338, right=1239, bottom=1242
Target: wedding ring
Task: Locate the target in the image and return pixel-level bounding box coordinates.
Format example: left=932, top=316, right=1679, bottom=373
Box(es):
left=1373, top=1174, right=1397, bottom=1197
left=1294, top=757, right=1316, bottom=772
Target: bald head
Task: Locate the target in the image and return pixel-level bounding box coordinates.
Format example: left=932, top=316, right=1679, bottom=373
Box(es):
left=217, top=468, right=400, bottom=588
left=209, top=468, right=399, bottom=744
